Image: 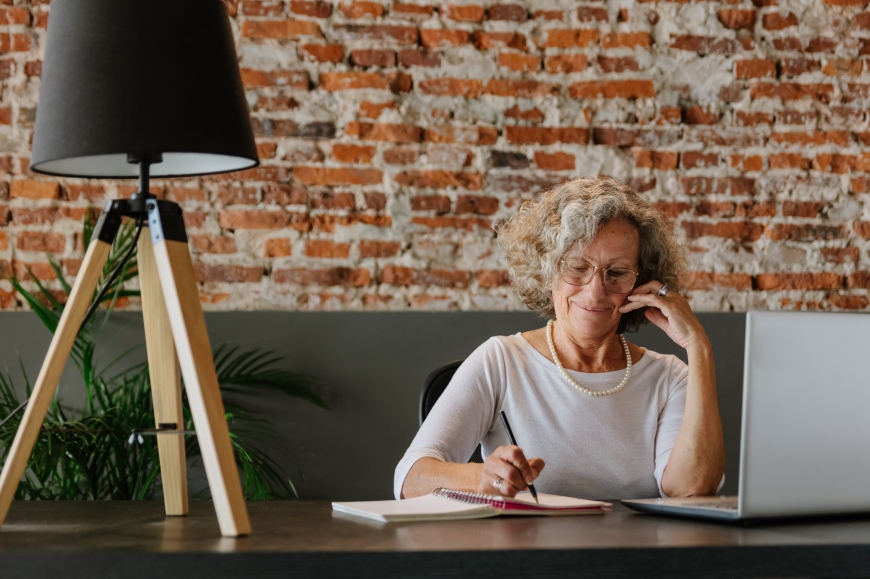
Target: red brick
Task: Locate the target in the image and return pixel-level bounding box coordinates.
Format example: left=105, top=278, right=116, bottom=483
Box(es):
left=806, top=37, right=837, bottom=52
left=569, top=80, right=655, bottom=99
left=410, top=195, right=451, bottom=212
left=380, top=265, right=471, bottom=288
left=477, top=270, right=511, bottom=287
left=652, top=202, right=692, bottom=218
left=684, top=272, right=753, bottom=291
left=847, top=271, right=870, bottom=288
left=219, top=210, right=309, bottom=230
left=332, top=143, right=376, bottom=164
left=813, top=154, right=856, bottom=174
left=484, top=79, right=558, bottom=98
left=263, top=184, right=307, bottom=205
left=12, top=261, right=57, bottom=282
left=420, top=29, right=468, bottom=48
left=311, top=214, right=391, bottom=232
left=533, top=10, right=563, bottom=20
left=545, top=54, right=588, bottom=73
left=10, top=207, right=87, bottom=225
left=633, top=150, right=678, bottom=170
left=736, top=111, right=773, bottom=126
left=0, top=33, right=31, bottom=53
left=782, top=201, right=823, bottom=217
left=444, top=4, right=485, bottom=21
left=735, top=59, right=776, bottom=79
left=359, top=101, right=397, bottom=118
left=16, top=231, right=65, bottom=253
left=505, top=126, right=588, bottom=145
left=756, top=273, right=842, bottom=290
left=24, top=60, right=41, bottom=77
left=299, top=44, right=344, bottom=63
left=779, top=59, right=819, bottom=76
left=534, top=151, right=575, bottom=171
left=321, top=71, right=410, bottom=92
left=821, top=247, right=859, bottom=263
left=577, top=6, right=608, bottom=21
left=682, top=151, right=719, bottom=168
left=693, top=202, right=737, bottom=217
left=64, top=184, right=106, bottom=202
left=310, top=192, right=355, bottom=210
left=289, top=1, right=332, bottom=17
left=350, top=49, right=396, bottom=67
left=472, top=31, right=527, bottom=50
left=601, top=32, right=652, bottom=49
left=717, top=8, right=756, bottom=29
left=498, top=52, right=541, bottom=72
left=597, top=56, right=638, bottom=73
left=829, top=294, right=870, bottom=310
left=670, top=35, right=742, bottom=55
left=536, top=29, right=599, bottom=48
left=765, top=223, right=845, bottom=241
left=216, top=185, right=258, bottom=205
left=305, top=240, right=351, bottom=258
left=769, top=153, right=810, bottom=169
left=456, top=195, right=499, bottom=215
left=394, top=170, right=482, bottom=190
left=339, top=1, right=384, bottom=18
left=336, top=24, right=418, bottom=44
left=345, top=121, right=422, bottom=142
left=398, top=48, right=440, bottom=67
left=411, top=216, right=491, bottom=231
left=384, top=146, right=419, bottom=164
left=761, top=11, right=797, bottom=30
left=364, top=192, right=387, bottom=210
left=10, top=180, right=59, bottom=199
left=0, top=6, right=30, bottom=25
left=683, top=106, right=720, bottom=125
left=241, top=1, right=282, bottom=15
left=241, top=20, right=322, bottom=39
left=390, top=3, right=434, bottom=19
left=683, top=221, right=765, bottom=241
left=823, top=59, right=863, bottom=76
left=424, top=125, right=498, bottom=145
left=241, top=68, right=309, bottom=89
left=680, top=176, right=756, bottom=195
left=294, top=166, right=382, bottom=186
left=274, top=267, right=371, bottom=286
left=264, top=238, right=292, bottom=257
left=183, top=212, right=208, bottom=229
left=489, top=4, right=526, bottom=21
left=191, top=235, right=238, bottom=254
left=359, top=240, right=401, bottom=258
left=419, top=78, right=482, bottom=98
left=769, top=131, right=848, bottom=147
left=257, top=142, right=278, bottom=160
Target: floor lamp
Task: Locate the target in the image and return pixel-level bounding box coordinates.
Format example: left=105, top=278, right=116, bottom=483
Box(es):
left=0, top=0, right=259, bottom=537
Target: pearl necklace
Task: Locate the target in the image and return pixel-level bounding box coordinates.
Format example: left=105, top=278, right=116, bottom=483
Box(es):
left=545, top=318, right=632, bottom=397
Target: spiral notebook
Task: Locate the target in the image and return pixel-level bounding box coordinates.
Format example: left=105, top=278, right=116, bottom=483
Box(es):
left=332, top=488, right=608, bottom=523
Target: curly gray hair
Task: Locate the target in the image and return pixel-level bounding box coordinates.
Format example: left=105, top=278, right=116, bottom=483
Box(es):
left=496, top=176, right=687, bottom=333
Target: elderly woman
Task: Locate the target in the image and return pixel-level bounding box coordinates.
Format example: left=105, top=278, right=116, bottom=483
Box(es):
left=395, top=176, right=725, bottom=501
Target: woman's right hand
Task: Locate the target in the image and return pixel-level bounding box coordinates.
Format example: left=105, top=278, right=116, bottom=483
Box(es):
left=477, top=445, right=545, bottom=498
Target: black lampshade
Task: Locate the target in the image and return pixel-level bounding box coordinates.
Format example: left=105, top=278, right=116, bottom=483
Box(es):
left=30, top=0, right=259, bottom=179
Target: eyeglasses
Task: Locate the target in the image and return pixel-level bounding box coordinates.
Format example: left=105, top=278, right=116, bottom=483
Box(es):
left=559, top=260, right=639, bottom=294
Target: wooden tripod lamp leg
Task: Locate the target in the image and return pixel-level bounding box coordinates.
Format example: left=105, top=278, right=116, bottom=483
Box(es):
left=139, top=233, right=188, bottom=516
left=0, top=240, right=112, bottom=526
left=151, top=238, right=251, bottom=537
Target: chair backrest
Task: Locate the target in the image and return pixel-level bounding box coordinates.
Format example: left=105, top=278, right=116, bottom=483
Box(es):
left=419, top=360, right=464, bottom=426
left=419, top=359, right=483, bottom=463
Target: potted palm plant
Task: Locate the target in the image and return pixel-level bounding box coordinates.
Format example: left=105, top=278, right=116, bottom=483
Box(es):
left=0, top=213, right=326, bottom=500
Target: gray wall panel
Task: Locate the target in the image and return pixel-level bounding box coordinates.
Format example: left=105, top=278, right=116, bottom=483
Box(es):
left=0, top=311, right=744, bottom=500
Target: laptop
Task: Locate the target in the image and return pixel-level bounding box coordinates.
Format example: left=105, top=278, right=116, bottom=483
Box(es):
left=622, top=311, right=870, bottom=521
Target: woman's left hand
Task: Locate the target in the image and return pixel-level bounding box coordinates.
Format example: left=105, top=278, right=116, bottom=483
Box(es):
left=618, top=281, right=708, bottom=351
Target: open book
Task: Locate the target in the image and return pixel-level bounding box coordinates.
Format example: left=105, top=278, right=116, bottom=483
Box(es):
left=332, top=488, right=608, bottom=523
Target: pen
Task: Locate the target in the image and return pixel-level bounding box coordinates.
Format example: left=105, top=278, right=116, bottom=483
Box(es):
left=498, top=410, right=539, bottom=504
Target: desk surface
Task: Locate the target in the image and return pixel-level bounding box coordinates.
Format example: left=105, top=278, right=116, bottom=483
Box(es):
left=2, top=500, right=870, bottom=578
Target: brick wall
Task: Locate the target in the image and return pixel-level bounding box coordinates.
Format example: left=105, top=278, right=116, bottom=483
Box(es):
left=1, top=0, right=869, bottom=312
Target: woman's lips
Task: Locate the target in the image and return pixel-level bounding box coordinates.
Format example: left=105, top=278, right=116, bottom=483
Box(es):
left=573, top=303, right=610, bottom=313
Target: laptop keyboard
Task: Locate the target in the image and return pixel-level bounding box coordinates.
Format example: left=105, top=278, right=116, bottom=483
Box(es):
left=686, top=499, right=738, bottom=511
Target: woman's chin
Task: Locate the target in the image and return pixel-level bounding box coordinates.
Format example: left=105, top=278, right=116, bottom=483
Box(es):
left=565, top=311, right=617, bottom=337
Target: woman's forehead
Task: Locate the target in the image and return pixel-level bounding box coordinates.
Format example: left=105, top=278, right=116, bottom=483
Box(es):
left=566, top=223, right=640, bottom=263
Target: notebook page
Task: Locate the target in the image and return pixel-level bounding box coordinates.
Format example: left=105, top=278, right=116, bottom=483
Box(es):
left=332, top=494, right=497, bottom=523
left=505, top=492, right=608, bottom=509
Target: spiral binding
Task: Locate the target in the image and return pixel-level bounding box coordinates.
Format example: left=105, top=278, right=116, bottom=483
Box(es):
left=433, top=488, right=507, bottom=509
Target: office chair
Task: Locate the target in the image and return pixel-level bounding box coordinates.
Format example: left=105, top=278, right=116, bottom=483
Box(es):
left=420, top=360, right=484, bottom=463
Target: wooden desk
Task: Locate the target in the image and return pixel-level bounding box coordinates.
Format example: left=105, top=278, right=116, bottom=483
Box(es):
left=1, top=500, right=870, bottom=578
